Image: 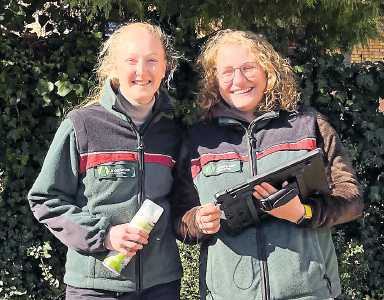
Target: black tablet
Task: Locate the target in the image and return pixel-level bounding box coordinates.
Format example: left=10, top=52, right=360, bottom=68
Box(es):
left=215, top=148, right=330, bottom=204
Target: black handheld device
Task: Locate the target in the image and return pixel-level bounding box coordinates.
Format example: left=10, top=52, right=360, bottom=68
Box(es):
left=214, top=149, right=330, bottom=234
left=215, top=148, right=330, bottom=204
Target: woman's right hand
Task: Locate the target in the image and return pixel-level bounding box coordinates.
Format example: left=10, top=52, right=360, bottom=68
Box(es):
left=104, top=224, right=149, bottom=256
left=195, top=203, right=221, bottom=235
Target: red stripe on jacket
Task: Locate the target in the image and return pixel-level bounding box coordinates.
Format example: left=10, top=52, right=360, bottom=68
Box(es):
left=79, top=151, right=175, bottom=173
left=256, top=138, right=317, bottom=159
left=191, top=138, right=317, bottom=178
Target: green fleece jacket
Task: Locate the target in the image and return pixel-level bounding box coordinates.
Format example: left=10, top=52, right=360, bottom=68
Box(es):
left=28, top=81, right=183, bottom=292
left=173, top=104, right=363, bottom=300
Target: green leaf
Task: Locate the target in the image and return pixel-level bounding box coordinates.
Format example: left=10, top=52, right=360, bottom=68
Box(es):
left=42, top=94, right=52, bottom=107
left=55, top=80, right=73, bottom=97
left=36, top=79, right=54, bottom=96
left=293, top=65, right=304, bottom=73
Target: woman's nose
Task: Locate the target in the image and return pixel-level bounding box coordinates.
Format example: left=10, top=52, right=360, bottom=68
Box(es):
left=135, top=60, right=146, bottom=76
left=232, top=68, right=247, bottom=85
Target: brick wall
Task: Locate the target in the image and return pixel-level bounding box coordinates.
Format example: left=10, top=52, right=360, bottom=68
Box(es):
left=351, top=22, right=384, bottom=62
left=351, top=38, right=384, bottom=62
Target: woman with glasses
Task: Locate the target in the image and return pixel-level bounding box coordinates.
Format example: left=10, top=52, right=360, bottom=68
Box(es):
left=173, top=29, right=363, bottom=300
left=28, top=22, right=183, bottom=300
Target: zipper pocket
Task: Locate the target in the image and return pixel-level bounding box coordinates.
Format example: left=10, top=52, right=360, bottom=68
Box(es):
left=324, top=274, right=332, bottom=293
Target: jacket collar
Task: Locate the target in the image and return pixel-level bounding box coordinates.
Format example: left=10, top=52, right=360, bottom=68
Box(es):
left=99, top=79, right=174, bottom=121
left=210, top=101, right=280, bottom=131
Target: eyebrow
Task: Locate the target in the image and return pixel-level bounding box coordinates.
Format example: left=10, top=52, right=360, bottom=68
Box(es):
left=123, top=51, right=163, bottom=56
left=217, top=62, right=258, bottom=68
left=122, top=52, right=166, bottom=60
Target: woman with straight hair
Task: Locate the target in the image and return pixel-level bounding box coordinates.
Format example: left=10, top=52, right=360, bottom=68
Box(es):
left=28, top=22, right=183, bottom=300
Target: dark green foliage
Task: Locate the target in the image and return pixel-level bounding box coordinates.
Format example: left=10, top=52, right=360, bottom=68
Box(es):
left=67, top=0, right=382, bottom=54
left=294, top=54, right=384, bottom=299
left=1, top=3, right=101, bottom=298
left=177, top=242, right=200, bottom=300
left=1, top=1, right=383, bottom=299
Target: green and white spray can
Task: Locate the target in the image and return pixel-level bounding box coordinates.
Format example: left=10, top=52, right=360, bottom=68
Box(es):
left=102, top=199, right=164, bottom=275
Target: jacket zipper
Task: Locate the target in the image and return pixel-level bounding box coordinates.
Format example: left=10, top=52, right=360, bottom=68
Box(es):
left=124, top=118, right=145, bottom=207
left=217, top=112, right=279, bottom=300
left=246, top=121, right=270, bottom=300
left=113, top=105, right=161, bottom=297
left=125, top=117, right=145, bottom=295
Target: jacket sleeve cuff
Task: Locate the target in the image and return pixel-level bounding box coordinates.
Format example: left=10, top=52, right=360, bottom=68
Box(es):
left=298, top=196, right=325, bottom=228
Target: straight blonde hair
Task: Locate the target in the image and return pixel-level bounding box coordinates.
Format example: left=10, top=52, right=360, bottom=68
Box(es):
left=82, top=22, right=179, bottom=107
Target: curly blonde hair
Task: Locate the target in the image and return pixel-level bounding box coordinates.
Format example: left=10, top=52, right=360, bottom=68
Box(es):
left=83, top=22, right=180, bottom=106
left=197, top=29, right=300, bottom=115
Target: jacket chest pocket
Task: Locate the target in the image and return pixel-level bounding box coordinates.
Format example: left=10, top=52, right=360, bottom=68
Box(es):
left=195, top=159, right=248, bottom=204
left=82, top=161, right=139, bottom=215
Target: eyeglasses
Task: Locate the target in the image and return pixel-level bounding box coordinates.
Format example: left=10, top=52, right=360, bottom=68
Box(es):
left=216, top=62, right=260, bottom=83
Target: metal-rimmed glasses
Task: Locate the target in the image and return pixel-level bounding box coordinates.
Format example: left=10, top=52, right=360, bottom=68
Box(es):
left=216, top=62, right=260, bottom=83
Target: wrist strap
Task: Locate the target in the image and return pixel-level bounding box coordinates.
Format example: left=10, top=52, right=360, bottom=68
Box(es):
left=258, top=181, right=299, bottom=211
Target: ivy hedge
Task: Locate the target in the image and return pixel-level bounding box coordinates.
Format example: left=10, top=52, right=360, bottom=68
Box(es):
left=1, top=28, right=384, bottom=300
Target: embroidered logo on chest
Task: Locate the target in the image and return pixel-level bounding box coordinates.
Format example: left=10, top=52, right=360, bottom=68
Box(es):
left=94, top=163, right=137, bottom=179
left=202, top=160, right=242, bottom=177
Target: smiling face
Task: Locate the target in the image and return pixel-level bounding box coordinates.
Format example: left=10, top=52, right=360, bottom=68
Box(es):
left=113, top=27, right=166, bottom=105
left=216, top=43, right=267, bottom=113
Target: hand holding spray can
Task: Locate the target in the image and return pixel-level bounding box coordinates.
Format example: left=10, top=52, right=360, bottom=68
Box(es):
left=102, top=199, right=164, bottom=275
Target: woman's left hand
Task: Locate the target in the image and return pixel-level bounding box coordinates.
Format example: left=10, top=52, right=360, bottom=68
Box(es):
left=195, top=203, right=221, bottom=235
left=253, top=182, right=305, bottom=224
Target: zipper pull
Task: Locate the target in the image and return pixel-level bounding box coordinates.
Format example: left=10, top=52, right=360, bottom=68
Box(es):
left=248, top=134, right=257, bottom=148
